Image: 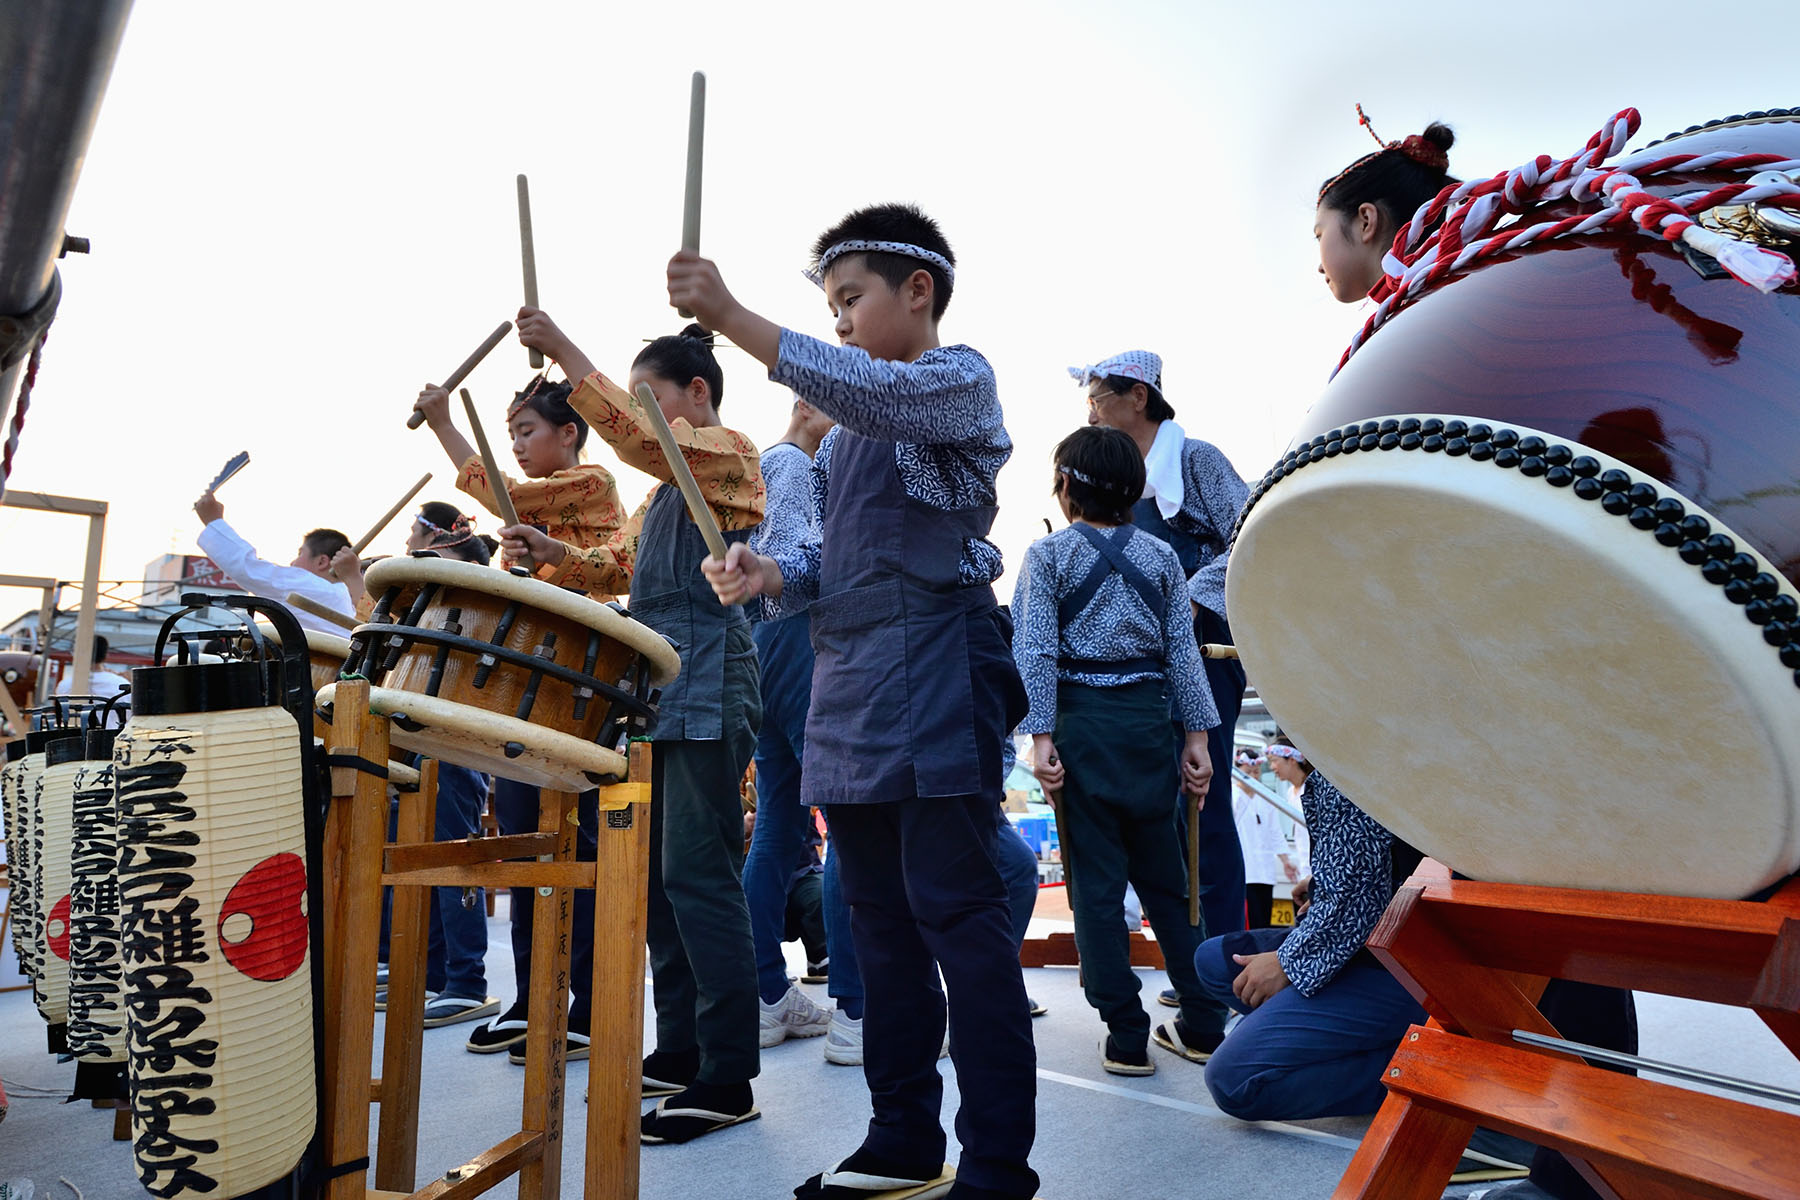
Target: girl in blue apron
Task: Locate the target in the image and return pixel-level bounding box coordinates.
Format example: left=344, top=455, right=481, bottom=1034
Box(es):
left=1013, top=426, right=1229, bottom=1076
left=503, top=315, right=766, bottom=1145
left=1070, top=350, right=1250, bottom=946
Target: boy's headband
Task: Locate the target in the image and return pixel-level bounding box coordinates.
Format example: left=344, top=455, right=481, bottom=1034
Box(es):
left=804, top=240, right=957, bottom=288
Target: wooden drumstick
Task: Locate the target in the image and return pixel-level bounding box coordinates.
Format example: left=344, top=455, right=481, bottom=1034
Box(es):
left=461, top=388, right=522, bottom=531
left=676, top=70, right=705, bottom=319
left=1187, top=791, right=1203, bottom=927
left=349, top=471, right=434, bottom=556
left=1200, top=643, right=1239, bottom=659
left=633, top=381, right=728, bottom=560
left=285, top=591, right=359, bottom=632
left=517, top=174, right=543, bottom=369
left=406, top=321, right=514, bottom=429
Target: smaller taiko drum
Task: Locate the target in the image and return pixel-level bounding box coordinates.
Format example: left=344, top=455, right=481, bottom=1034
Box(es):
left=320, top=556, right=679, bottom=791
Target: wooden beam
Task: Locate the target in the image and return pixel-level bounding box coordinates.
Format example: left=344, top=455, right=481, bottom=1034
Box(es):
left=1372, top=1025, right=1800, bottom=1200
left=0, top=573, right=56, bottom=589
left=518, top=790, right=577, bottom=1200
left=68, top=511, right=104, bottom=694
left=376, top=757, right=436, bottom=1192
left=381, top=861, right=595, bottom=890
left=586, top=740, right=652, bottom=1200
left=383, top=831, right=559, bottom=873
left=405, top=1131, right=543, bottom=1199
left=0, top=490, right=107, bottom=516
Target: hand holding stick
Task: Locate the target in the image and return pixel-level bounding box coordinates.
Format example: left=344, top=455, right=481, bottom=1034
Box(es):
left=461, top=388, right=521, bottom=529
left=633, top=381, right=727, bottom=559
left=405, top=321, right=514, bottom=429
left=517, top=174, right=543, bottom=369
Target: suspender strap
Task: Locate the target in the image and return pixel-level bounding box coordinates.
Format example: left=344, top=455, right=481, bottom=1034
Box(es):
left=1065, top=523, right=1166, bottom=618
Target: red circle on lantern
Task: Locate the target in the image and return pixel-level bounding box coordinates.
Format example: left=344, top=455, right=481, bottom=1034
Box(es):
left=218, top=852, right=308, bottom=981
left=47, top=893, right=72, bottom=960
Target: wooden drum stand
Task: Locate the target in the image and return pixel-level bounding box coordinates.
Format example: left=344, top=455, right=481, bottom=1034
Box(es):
left=318, top=678, right=652, bottom=1200
left=1334, top=867, right=1800, bottom=1199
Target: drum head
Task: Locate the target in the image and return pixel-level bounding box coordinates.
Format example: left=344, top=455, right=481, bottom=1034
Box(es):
left=1229, top=417, right=1800, bottom=899
left=363, top=556, right=680, bottom=686
left=314, top=683, right=628, bottom=792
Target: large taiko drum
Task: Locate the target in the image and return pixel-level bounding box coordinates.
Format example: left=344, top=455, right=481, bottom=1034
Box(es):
left=1229, top=111, right=1800, bottom=900
left=318, top=556, right=679, bottom=791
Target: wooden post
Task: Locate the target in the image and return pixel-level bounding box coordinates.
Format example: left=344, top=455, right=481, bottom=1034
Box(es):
left=68, top=508, right=105, bottom=696
left=375, top=757, right=437, bottom=1191
left=586, top=742, right=653, bottom=1200
left=319, top=679, right=392, bottom=1200
left=517, top=788, right=578, bottom=1200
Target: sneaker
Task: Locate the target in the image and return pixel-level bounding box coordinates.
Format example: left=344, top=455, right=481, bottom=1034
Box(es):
left=1101, top=1035, right=1155, bottom=1077
left=801, top=957, right=829, bottom=985
left=464, top=1004, right=528, bottom=1054
left=759, top=984, right=831, bottom=1048
left=1152, top=1017, right=1224, bottom=1064
left=507, top=1030, right=589, bottom=1065
left=421, top=995, right=500, bottom=1029
left=823, top=1009, right=863, bottom=1066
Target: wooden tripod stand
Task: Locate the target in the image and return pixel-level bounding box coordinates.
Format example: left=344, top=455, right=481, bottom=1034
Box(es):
left=318, top=678, right=653, bottom=1200
left=1334, top=870, right=1800, bottom=1199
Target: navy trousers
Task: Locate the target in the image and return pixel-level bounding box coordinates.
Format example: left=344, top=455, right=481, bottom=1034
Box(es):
left=826, top=794, right=1039, bottom=1198
left=425, top=764, right=489, bottom=998
left=1195, top=927, right=1425, bottom=1120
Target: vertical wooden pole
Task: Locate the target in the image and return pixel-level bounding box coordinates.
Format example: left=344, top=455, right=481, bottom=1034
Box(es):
left=68, top=509, right=104, bottom=695
left=518, top=788, right=578, bottom=1200
left=375, top=757, right=436, bottom=1191
left=34, top=584, right=55, bottom=703
left=586, top=742, right=652, bottom=1200
left=320, top=680, right=391, bottom=1200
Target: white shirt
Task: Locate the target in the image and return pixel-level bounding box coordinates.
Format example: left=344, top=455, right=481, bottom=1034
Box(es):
left=56, top=666, right=132, bottom=726
left=1142, top=418, right=1187, bottom=520
left=196, top=519, right=353, bottom=636
left=1233, top=784, right=1290, bottom=885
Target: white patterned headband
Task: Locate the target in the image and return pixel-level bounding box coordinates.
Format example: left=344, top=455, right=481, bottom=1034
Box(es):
left=803, top=239, right=957, bottom=288
left=1266, top=744, right=1306, bottom=762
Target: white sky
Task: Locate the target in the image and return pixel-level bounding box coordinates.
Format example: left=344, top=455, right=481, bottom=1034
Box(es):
left=0, top=0, right=1779, bottom=620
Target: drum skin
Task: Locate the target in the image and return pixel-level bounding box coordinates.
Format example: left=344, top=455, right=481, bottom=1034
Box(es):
left=1231, top=113, right=1800, bottom=899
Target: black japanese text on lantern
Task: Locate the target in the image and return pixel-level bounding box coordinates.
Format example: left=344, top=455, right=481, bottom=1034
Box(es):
left=67, top=759, right=123, bottom=1059
left=116, top=737, right=221, bottom=1198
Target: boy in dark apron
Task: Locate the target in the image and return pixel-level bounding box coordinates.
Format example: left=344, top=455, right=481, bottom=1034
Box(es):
left=678, top=205, right=1039, bottom=1200
left=1011, top=426, right=1228, bottom=1075
left=502, top=314, right=767, bottom=1145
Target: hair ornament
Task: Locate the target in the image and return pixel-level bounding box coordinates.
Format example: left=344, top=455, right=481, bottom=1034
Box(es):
left=804, top=239, right=957, bottom=288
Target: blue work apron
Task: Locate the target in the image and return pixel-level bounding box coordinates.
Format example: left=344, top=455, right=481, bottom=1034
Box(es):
left=802, top=432, right=1024, bottom=806
left=627, top=483, right=753, bottom=740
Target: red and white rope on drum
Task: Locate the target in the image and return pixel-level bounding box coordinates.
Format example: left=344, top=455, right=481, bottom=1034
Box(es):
left=0, top=331, right=47, bottom=505
left=1335, top=108, right=1800, bottom=375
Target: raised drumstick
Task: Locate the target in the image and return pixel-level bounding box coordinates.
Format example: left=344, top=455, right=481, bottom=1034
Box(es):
left=517, top=174, right=542, bottom=369
left=405, top=321, right=514, bottom=429
left=285, top=591, right=359, bottom=632
left=351, top=472, right=433, bottom=555
left=633, top=381, right=727, bottom=559
left=676, top=70, right=705, bottom=319
left=461, top=388, right=522, bottom=530
left=1200, top=643, right=1239, bottom=659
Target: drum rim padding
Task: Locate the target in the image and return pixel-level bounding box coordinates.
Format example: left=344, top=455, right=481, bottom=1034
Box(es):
left=363, top=556, right=681, bottom=687
left=314, top=682, right=629, bottom=792
left=1227, top=413, right=1800, bottom=899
